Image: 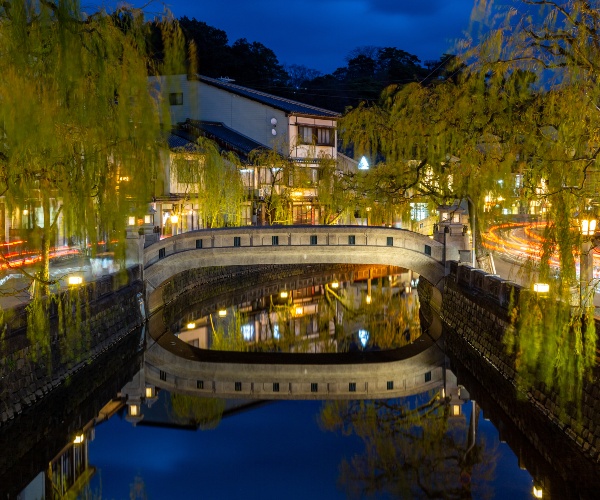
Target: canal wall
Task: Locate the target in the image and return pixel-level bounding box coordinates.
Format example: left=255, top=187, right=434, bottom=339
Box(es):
left=0, top=267, right=145, bottom=427
left=440, top=261, right=600, bottom=484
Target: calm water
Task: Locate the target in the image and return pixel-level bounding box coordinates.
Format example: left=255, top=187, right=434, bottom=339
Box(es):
left=86, top=394, right=534, bottom=499
left=2, top=265, right=591, bottom=498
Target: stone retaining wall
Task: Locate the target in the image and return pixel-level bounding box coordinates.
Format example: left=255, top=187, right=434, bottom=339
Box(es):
left=441, top=261, right=600, bottom=480
left=0, top=267, right=145, bottom=427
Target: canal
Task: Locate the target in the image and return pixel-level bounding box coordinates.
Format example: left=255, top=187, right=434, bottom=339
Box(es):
left=1, top=264, right=598, bottom=498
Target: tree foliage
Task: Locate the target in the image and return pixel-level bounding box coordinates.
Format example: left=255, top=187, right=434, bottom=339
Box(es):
left=320, top=395, right=496, bottom=499
left=0, top=1, right=186, bottom=343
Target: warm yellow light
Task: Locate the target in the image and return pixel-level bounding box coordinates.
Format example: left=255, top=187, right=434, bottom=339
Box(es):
left=533, top=283, right=550, bottom=293
left=218, top=309, right=227, bottom=317
left=73, top=433, right=85, bottom=445
left=452, top=405, right=461, bottom=416
left=533, top=485, right=543, bottom=498
left=68, top=276, right=83, bottom=286
left=129, top=404, right=139, bottom=417
left=170, top=214, right=179, bottom=224
left=144, top=215, right=153, bottom=224
left=581, top=218, right=597, bottom=236
left=22, top=209, right=29, bottom=216
left=366, top=295, right=372, bottom=304
left=330, top=282, right=339, bottom=289
left=280, top=291, right=289, bottom=299
left=295, top=306, right=304, bottom=316
left=128, top=216, right=136, bottom=226
left=145, top=387, right=154, bottom=398
left=187, top=322, right=196, bottom=330
left=405, top=285, right=412, bottom=294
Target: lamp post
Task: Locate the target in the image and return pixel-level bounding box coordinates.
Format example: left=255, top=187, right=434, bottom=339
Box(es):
left=579, top=216, right=597, bottom=308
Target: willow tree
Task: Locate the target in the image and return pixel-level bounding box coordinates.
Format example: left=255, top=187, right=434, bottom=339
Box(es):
left=340, top=66, right=538, bottom=271
left=341, top=0, right=600, bottom=406
left=170, top=137, right=245, bottom=228
left=0, top=1, right=184, bottom=355
left=462, top=0, right=600, bottom=408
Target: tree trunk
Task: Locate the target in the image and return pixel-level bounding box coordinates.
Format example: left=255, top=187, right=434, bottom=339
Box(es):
left=39, top=186, right=52, bottom=296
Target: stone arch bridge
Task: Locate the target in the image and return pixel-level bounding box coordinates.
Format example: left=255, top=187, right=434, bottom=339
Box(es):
left=142, top=225, right=450, bottom=311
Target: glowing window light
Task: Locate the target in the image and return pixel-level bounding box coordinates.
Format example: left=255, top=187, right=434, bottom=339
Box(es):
left=144, top=215, right=153, bottom=224
left=145, top=387, right=155, bottom=398
left=128, top=216, right=136, bottom=226
left=218, top=309, right=227, bottom=317
left=358, top=156, right=369, bottom=170
left=242, top=324, right=254, bottom=341
left=295, top=306, right=304, bottom=316
left=452, top=405, right=461, bottom=416
left=280, top=290, right=289, bottom=299
left=358, top=329, right=369, bottom=347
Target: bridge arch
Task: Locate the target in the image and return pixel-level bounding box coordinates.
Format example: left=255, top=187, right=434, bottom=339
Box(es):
left=143, top=226, right=449, bottom=307
left=143, top=311, right=445, bottom=401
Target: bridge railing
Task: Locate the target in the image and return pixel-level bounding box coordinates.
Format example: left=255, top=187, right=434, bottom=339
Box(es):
left=143, top=225, right=447, bottom=268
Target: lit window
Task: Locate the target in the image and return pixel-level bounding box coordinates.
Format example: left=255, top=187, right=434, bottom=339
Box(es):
left=242, top=324, right=254, bottom=341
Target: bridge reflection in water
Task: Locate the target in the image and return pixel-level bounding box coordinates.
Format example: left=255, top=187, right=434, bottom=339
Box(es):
left=142, top=266, right=447, bottom=400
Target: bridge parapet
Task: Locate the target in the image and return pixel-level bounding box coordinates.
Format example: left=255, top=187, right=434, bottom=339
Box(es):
left=144, top=226, right=448, bottom=268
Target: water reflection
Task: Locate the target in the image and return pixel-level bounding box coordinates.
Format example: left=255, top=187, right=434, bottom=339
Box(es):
left=171, top=266, right=421, bottom=354
left=5, top=264, right=598, bottom=498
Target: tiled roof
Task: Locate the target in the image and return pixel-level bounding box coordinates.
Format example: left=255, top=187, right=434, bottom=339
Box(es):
left=198, top=75, right=341, bottom=119
left=166, top=132, right=202, bottom=152
left=179, top=120, right=269, bottom=162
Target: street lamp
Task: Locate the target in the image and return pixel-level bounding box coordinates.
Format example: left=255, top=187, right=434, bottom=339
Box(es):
left=579, top=214, right=598, bottom=308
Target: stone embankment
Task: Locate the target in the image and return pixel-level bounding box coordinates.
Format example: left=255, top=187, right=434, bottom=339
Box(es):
left=0, top=266, right=145, bottom=427
left=440, top=261, right=600, bottom=489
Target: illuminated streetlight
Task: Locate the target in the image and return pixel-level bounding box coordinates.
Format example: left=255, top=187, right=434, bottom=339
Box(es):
left=186, top=322, right=196, bottom=330
left=280, top=290, right=289, bottom=299
left=218, top=309, right=227, bottom=317
left=73, top=433, right=85, bottom=445
left=366, top=295, right=372, bottom=304
left=533, top=485, right=543, bottom=498
left=67, top=276, right=83, bottom=286
left=330, top=281, right=339, bottom=289
left=533, top=283, right=550, bottom=294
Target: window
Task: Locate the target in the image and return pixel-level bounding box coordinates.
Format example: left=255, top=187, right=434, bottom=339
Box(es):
left=273, top=382, right=280, bottom=392
left=424, top=371, right=432, bottom=382
left=272, top=235, right=279, bottom=246
left=159, top=248, right=166, bottom=259
left=298, top=126, right=334, bottom=146
left=349, top=382, right=356, bottom=392
left=197, top=380, right=204, bottom=389
left=310, top=382, right=318, bottom=393
left=160, top=370, right=167, bottom=381
left=234, top=236, right=241, bottom=247
left=169, top=92, right=183, bottom=105
left=196, top=239, right=203, bottom=249
left=387, top=237, right=393, bottom=246
left=387, top=381, right=394, bottom=390
left=310, top=235, right=317, bottom=245
left=424, top=244, right=431, bottom=256
left=348, top=235, right=356, bottom=245
left=235, top=382, right=242, bottom=392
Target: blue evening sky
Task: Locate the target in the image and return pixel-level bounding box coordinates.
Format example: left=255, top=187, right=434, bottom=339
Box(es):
left=91, top=0, right=488, bottom=74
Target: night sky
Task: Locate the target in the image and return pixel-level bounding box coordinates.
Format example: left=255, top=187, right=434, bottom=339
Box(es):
left=94, top=0, right=484, bottom=74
